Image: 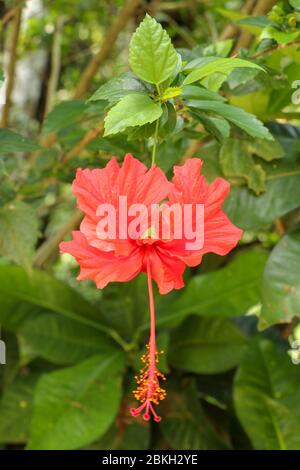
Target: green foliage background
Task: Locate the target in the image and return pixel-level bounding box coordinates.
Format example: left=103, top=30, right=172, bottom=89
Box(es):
left=0, top=0, right=300, bottom=450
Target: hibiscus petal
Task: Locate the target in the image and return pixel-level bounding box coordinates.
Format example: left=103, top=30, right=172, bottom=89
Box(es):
left=202, top=211, right=243, bottom=256
left=170, top=158, right=207, bottom=203
left=119, top=154, right=171, bottom=205
left=204, top=177, right=230, bottom=217
left=72, top=158, right=119, bottom=216
left=80, top=215, right=136, bottom=256
left=147, top=247, right=185, bottom=295
left=59, top=231, right=143, bottom=289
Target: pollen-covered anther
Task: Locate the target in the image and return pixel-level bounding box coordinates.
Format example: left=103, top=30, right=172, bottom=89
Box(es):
left=130, top=345, right=166, bottom=422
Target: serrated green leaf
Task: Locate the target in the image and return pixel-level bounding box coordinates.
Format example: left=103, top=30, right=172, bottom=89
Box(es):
left=187, top=100, right=273, bottom=140
left=234, top=338, right=300, bottom=450
left=0, top=201, right=39, bottom=268
left=129, top=14, right=178, bottom=85
left=88, top=72, right=148, bottom=104
left=104, top=93, right=162, bottom=136
left=169, top=316, right=247, bottom=374
left=0, top=129, right=39, bottom=153
left=183, top=57, right=264, bottom=86
left=28, top=352, right=125, bottom=449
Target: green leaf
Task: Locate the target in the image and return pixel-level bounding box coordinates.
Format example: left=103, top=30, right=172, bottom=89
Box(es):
left=129, top=14, right=178, bottom=85
left=247, top=138, right=284, bottom=161
left=0, top=373, right=39, bottom=444
left=28, top=351, right=125, bottom=450
left=0, top=201, right=39, bottom=268
left=187, top=100, right=273, bottom=140
left=20, top=312, right=118, bottom=365
left=104, top=94, right=162, bottom=136
left=289, top=0, right=300, bottom=9
left=0, top=265, right=109, bottom=333
left=182, top=84, right=226, bottom=102
left=161, top=86, right=182, bottom=100
left=153, top=250, right=267, bottom=329
left=192, top=110, right=230, bottom=141
left=263, top=26, right=299, bottom=45
left=169, top=316, right=247, bottom=374
left=0, top=129, right=39, bottom=153
left=261, top=230, right=300, bottom=329
left=224, top=171, right=300, bottom=230
left=234, top=338, right=300, bottom=450
left=220, top=138, right=266, bottom=194
left=88, top=72, right=148, bottom=104
left=161, top=380, right=227, bottom=449
left=43, top=100, right=86, bottom=134
left=183, top=57, right=264, bottom=86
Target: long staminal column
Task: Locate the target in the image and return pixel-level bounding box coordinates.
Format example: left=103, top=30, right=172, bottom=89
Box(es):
left=130, top=256, right=166, bottom=422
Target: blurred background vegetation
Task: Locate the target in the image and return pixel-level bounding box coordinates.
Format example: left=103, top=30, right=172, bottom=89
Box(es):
left=0, top=0, right=300, bottom=450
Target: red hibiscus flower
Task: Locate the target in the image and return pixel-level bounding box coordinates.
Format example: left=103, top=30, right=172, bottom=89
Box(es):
left=60, top=153, right=242, bottom=422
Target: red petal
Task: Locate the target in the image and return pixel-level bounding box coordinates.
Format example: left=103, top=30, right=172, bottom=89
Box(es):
left=59, top=231, right=143, bottom=289
left=72, top=158, right=119, bottom=216
left=147, top=247, right=185, bottom=295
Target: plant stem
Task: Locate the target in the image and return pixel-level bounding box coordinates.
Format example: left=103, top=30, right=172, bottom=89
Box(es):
left=151, top=83, right=161, bottom=166
left=151, top=118, right=160, bottom=166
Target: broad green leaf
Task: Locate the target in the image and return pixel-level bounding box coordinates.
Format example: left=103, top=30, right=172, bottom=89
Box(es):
left=90, top=390, right=150, bottom=450
left=187, top=100, right=273, bottom=140
left=0, top=331, right=19, bottom=388
left=0, top=373, right=39, bottom=444
left=129, top=14, right=178, bottom=85
left=234, top=338, right=300, bottom=450
left=289, top=0, right=300, bottom=8
left=152, top=250, right=267, bottom=329
left=28, top=351, right=125, bottom=450
left=158, top=102, right=177, bottom=139
left=91, top=420, right=150, bottom=450
left=220, top=138, right=266, bottom=194
left=0, top=201, right=39, bottom=268
left=169, top=316, right=247, bottom=373
left=0, top=265, right=110, bottom=333
left=0, top=129, right=39, bottom=153
left=161, top=380, right=227, bottom=449
left=88, top=72, right=148, bottom=104
left=192, top=110, right=230, bottom=141
left=247, top=138, right=284, bottom=161
left=224, top=159, right=300, bottom=230
left=261, top=231, right=300, bottom=329
left=182, top=84, right=226, bottom=102
left=20, top=312, right=118, bottom=365
left=104, top=94, right=162, bottom=136
left=43, top=100, right=86, bottom=134
left=183, top=58, right=264, bottom=86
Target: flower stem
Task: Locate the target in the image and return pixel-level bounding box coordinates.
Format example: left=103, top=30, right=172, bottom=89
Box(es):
left=146, top=256, right=156, bottom=378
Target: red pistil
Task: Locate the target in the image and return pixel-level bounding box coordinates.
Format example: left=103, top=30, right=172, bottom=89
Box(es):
left=130, top=256, right=166, bottom=422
